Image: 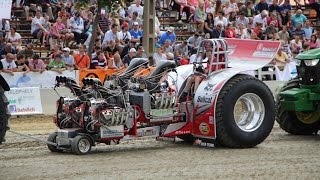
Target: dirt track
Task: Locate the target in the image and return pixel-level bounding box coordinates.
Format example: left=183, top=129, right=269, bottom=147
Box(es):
left=0, top=116, right=319, bottom=180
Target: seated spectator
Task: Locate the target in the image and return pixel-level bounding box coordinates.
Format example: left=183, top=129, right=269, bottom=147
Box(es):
left=0, top=53, right=17, bottom=76
left=280, top=0, right=292, bottom=13
left=128, top=11, right=143, bottom=28
left=123, top=48, right=136, bottom=67
left=50, top=17, right=67, bottom=47
left=189, top=51, right=203, bottom=64
left=194, top=1, right=206, bottom=32
left=136, top=46, right=147, bottom=58
left=291, top=23, right=305, bottom=40
left=290, top=35, right=303, bottom=55
left=153, top=44, right=167, bottom=64
left=61, top=47, right=74, bottom=68
left=91, top=51, right=107, bottom=69
left=15, top=55, right=30, bottom=76
left=128, top=0, right=144, bottom=18
left=119, top=22, right=132, bottom=47
left=58, top=7, right=70, bottom=19
left=187, top=32, right=203, bottom=54
left=28, top=54, right=46, bottom=73
left=265, top=21, right=279, bottom=40
left=214, top=11, right=228, bottom=28
left=205, top=1, right=215, bottom=15
left=273, top=48, right=290, bottom=70
left=240, top=1, right=255, bottom=18
left=255, top=0, right=268, bottom=14
left=92, top=46, right=102, bottom=59
left=236, top=12, right=249, bottom=28
left=252, top=10, right=268, bottom=30
left=267, top=12, right=280, bottom=30
left=223, top=1, right=233, bottom=19
left=17, top=43, right=35, bottom=59
left=253, top=22, right=265, bottom=40
left=42, top=15, right=51, bottom=46
left=104, top=40, right=121, bottom=63
left=278, top=26, right=290, bottom=44
left=31, top=10, right=47, bottom=44
left=236, top=23, right=250, bottom=39
left=130, top=22, right=143, bottom=44
left=0, top=43, right=16, bottom=59
left=230, top=0, right=239, bottom=13
left=70, top=12, right=86, bottom=44
left=204, top=13, right=214, bottom=35
left=309, top=35, right=319, bottom=49
left=5, top=27, right=22, bottom=52
left=269, top=0, right=281, bottom=14
left=174, top=41, right=189, bottom=59
left=74, top=44, right=90, bottom=70
left=157, top=27, right=176, bottom=46
left=225, top=23, right=236, bottom=38
left=108, top=55, right=124, bottom=70
left=102, top=23, right=121, bottom=48
left=211, top=21, right=226, bottom=38
left=0, top=19, right=10, bottom=38
left=292, top=9, right=307, bottom=28
left=163, top=39, right=174, bottom=54
left=48, top=54, right=66, bottom=74
left=303, top=20, right=315, bottom=41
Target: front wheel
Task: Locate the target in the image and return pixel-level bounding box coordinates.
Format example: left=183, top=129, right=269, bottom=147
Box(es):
left=71, top=135, right=92, bottom=155
left=215, top=74, right=275, bottom=148
left=47, top=132, right=63, bottom=152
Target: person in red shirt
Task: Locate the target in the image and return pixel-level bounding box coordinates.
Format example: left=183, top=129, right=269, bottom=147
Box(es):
left=225, top=23, right=236, bottom=38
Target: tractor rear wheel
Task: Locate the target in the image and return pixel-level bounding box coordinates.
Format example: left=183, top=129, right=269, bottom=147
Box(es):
left=47, top=132, right=63, bottom=152
left=71, top=135, right=92, bottom=155
left=276, top=79, right=320, bottom=135
left=215, top=74, right=275, bottom=148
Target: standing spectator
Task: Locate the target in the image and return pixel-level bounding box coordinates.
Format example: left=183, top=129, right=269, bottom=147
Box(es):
left=252, top=10, right=268, bottom=30
left=28, top=54, right=46, bottom=73
left=163, top=39, right=174, bottom=54
left=255, top=0, right=269, bottom=14
left=303, top=20, right=315, bottom=41
left=211, top=21, right=226, bottom=38
left=153, top=44, right=167, bottom=64
left=0, top=19, right=10, bottom=37
left=269, top=0, right=281, bottom=14
left=194, top=1, right=206, bottom=32
left=1, top=53, right=17, bottom=76
left=292, top=9, right=307, bottom=28
left=70, top=12, right=86, bottom=44
left=102, top=23, right=121, bottom=48
left=225, top=23, right=236, bottom=38
left=157, top=27, right=176, bottom=46
left=130, top=22, right=143, bottom=44
left=0, top=43, right=16, bottom=59
left=136, top=46, right=147, bottom=58
left=128, top=0, right=144, bottom=18
left=5, top=27, right=22, bottom=52
left=214, top=11, right=228, bottom=28
left=309, top=35, right=319, bottom=49
left=15, top=55, right=30, bottom=76
left=17, top=43, right=35, bottom=59
left=31, top=10, right=47, bottom=44
left=73, top=44, right=90, bottom=70
left=48, top=54, right=66, bottom=74
left=236, top=12, right=249, bottom=28
left=61, top=47, right=74, bottom=68
left=174, top=41, right=189, bottom=59
left=278, top=26, right=290, bottom=44
left=204, top=13, right=214, bottom=35
left=123, top=48, right=136, bottom=67
left=187, top=32, right=203, bottom=54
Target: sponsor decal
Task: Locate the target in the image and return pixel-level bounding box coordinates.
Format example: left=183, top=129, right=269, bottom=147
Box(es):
left=204, top=82, right=214, bottom=91
left=197, top=96, right=213, bottom=104
left=199, top=122, right=210, bottom=135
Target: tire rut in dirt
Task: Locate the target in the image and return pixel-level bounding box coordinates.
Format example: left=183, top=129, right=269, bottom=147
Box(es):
left=215, top=74, right=275, bottom=148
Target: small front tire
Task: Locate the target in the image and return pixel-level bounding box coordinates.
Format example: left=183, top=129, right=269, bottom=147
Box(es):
left=47, top=132, right=62, bottom=152
left=71, top=135, right=92, bottom=155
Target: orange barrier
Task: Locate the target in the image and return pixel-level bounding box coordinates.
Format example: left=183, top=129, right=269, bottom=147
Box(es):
left=79, top=69, right=118, bottom=84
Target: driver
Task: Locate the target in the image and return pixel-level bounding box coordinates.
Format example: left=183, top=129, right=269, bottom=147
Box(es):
left=180, top=48, right=225, bottom=101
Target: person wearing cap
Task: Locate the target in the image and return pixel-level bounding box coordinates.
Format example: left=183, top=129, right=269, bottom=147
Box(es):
left=136, top=46, right=147, bottom=58
left=252, top=10, right=268, bottom=30
left=61, top=47, right=75, bottom=68
left=48, top=54, right=66, bottom=73
left=28, top=54, right=46, bottom=73
left=153, top=44, right=167, bottom=64
left=130, top=22, right=143, bottom=44
left=123, top=48, right=137, bottom=67
left=157, top=27, right=176, bottom=46
left=119, top=22, right=132, bottom=46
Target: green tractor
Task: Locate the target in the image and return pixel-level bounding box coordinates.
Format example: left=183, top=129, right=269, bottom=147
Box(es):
left=276, top=49, right=320, bottom=135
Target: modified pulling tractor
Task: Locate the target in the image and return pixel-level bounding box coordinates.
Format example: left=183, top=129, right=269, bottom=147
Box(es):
left=48, top=39, right=281, bottom=154
left=276, top=48, right=320, bottom=134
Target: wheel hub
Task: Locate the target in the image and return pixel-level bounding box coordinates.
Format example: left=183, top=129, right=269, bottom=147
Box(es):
left=295, top=111, right=320, bottom=124
left=78, top=138, right=90, bottom=153
left=233, top=93, right=265, bottom=132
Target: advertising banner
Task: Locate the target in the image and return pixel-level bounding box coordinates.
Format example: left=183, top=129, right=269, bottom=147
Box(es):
left=1, top=71, right=77, bottom=88
left=0, top=0, right=12, bottom=19
left=5, top=87, right=43, bottom=115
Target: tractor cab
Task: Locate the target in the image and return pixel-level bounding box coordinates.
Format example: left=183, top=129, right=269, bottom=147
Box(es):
left=295, top=49, right=320, bottom=86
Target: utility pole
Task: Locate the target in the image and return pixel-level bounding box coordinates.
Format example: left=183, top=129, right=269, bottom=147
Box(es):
left=142, top=0, right=155, bottom=65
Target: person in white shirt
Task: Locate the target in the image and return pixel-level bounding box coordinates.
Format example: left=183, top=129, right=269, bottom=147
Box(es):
left=70, top=12, right=86, bottom=44
left=1, top=53, right=17, bottom=76
left=252, top=10, right=268, bottom=30
left=214, top=11, right=228, bottom=28
left=128, top=0, right=144, bottom=18
left=102, top=23, right=121, bottom=48
left=153, top=45, right=167, bottom=64
left=5, top=27, right=22, bottom=52
left=31, top=10, right=47, bottom=43
left=118, top=22, right=132, bottom=46
left=236, top=12, right=249, bottom=28
left=0, top=19, right=10, bottom=37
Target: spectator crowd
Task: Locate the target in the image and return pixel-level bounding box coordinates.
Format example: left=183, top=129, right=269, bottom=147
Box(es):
left=0, top=0, right=319, bottom=76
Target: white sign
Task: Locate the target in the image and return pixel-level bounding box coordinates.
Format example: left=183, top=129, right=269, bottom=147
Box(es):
left=5, top=87, right=43, bottom=115
left=0, top=0, right=12, bottom=19
left=1, top=71, right=77, bottom=88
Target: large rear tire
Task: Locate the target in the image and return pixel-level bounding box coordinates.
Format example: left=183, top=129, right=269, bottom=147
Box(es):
left=276, top=79, right=320, bottom=135
left=215, top=74, right=275, bottom=148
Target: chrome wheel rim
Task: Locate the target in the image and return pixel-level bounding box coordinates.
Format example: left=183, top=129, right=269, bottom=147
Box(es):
left=78, top=138, right=90, bottom=153
left=233, top=93, right=265, bottom=132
